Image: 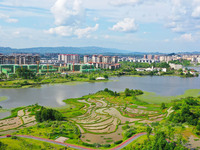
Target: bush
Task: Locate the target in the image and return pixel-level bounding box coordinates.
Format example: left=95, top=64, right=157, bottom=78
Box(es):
left=102, top=144, right=111, bottom=147
left=11, top=136, right=18, bottom=139
left=124, top=129, right=136, bottom=138
left=114, top=140, right=123, bottom=145
left=122, top=125, right=130, bottom=130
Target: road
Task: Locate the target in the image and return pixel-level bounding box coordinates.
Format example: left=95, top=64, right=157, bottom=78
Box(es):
left=0, top=132, right=147, bottom=150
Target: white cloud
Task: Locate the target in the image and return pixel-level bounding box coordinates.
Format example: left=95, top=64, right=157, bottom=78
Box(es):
left=13, top=31, right=20, bottom=35
left=111, top=18, right=137, bottom=32
left=192, top=6, right=200, bottom=18
left=0, top=0, right=55, bottom=9
left=110, top=0, right=140, bottom=6
left=0, top=13, right=18, bottom=23
left=164, top=39, right=170, bottom=42
left=51, top=0, right=85, bottom=26
left=174, top=33, right=194, bottom=42
left=104, top=35, right=110, bottom=39
left=93, top=17, right=99, bottom=21
left=46, top=24, right=99, bottom=38
left=48, top=0, right=98, bottom=38
left=165, top=0, right=200, bottom=34
left=74, top=24, right=99, bottom=38
left=46, top=26, right=74, bottom=36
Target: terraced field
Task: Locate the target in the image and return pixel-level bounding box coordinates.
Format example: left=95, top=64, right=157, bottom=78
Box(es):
left=0, top=105, right=39, bottom=132
left=70, top=98, right=163, bottom=144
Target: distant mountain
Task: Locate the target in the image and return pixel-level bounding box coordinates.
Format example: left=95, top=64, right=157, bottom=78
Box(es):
left=0, top=46, right=133, bottom=54
left=0, top=46, right=198, bottom=55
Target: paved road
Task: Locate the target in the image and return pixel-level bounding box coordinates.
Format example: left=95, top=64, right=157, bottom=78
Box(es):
left=0, top=133, right=147, bottom=150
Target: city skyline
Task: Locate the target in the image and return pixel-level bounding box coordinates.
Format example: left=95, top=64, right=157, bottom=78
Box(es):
left=0, top=0, right=200, bottom=52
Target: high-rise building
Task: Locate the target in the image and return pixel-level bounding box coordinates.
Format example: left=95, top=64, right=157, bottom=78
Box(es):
left=92, top=55, right=98, bottom=63
left=97, top=55, right=103, bottom=63
left=58, top=54, right=80, bottom=64
left=147, top=55, right=153, bottom=60
left=144, top=55, right=147, bottom=59
left=84, top=55, right=89, bottom=63
left=103, top=56, right=112, bottom=63
left=112, top=56, right=118, bottom=63
left=0, top=54, right=40, bottom=65
left=154, top=55, right=159, bottom=60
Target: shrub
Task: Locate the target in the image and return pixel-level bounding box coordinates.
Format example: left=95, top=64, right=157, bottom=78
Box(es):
left=124, top=129, right=136, bottom=138
left=102, top=144, right=111, bottom=147
left=11, top=136, right=18, bottom=139
left=114, top=140, right=123, bottom=145
left=122, top=125, right=130, bottom=130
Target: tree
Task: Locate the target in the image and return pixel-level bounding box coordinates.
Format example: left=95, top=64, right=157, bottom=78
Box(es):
left=0, top=141, right=7, bottom=150
left=125, top=88, right=131, bottom=96
left=0, top=73, right=7, bottom=80
left=197, top=122, right=200, bottom=131
left=147, top=126, right=152, bottom=140
left=161, top=103, right=166, bottom=110
left=103, top=74, right=108, bottom=79
left=35, top=107, right=63, bottom=122
left=16, top=68, right=35, bottom=79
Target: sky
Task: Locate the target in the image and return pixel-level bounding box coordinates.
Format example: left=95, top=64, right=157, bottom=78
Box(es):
left=0, top=0, right=200, bottom=52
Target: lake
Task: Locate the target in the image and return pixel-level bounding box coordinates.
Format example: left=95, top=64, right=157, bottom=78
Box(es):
left=0, top=75, right=200, bottom=109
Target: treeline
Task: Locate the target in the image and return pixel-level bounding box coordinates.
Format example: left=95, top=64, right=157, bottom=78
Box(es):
left=124, top=88, right=143, bottom=97
left=95, top=88, right=120, bottom=96
left=169, top=97, right=200, bottom=134
left=100, top=88, right=144, bottom=97
left=103, top=88, right=120, bottom=96
left=131, top=131, right=188, bottom=150
left=35, top=107, right=63, bottom=122
left=120, top=62, right=170, bottom=69
left=169, top=59, right=191, bottom=66
left=16, top=68, right=36, bottom=79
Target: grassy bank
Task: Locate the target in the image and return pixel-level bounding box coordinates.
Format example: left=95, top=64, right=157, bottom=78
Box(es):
left=137, top=89, right=200, bottom=104
left=0, top=137, right=69, bottom=150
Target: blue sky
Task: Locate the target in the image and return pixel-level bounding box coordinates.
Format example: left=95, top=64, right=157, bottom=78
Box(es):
left=0, top=0, right=200, bottom=52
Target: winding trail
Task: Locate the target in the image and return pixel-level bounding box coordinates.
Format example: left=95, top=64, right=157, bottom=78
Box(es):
left=0, top=133, right=147, bottom=150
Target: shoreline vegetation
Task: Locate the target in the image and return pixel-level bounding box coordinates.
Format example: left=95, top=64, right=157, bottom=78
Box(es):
left=0, top=62, right=199, bottom=89
left=0, top=88, right=200, bottom=149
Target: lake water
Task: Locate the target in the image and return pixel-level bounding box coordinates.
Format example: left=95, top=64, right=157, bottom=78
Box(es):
left=0, top=75, right=200, bottom=109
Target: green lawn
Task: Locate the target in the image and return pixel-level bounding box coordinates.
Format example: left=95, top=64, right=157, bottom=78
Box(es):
left=0, top=137, right=70, bottom=150
left=137, top=89, right=200, bottom=104
left=16, top=121, right=80, bottom=140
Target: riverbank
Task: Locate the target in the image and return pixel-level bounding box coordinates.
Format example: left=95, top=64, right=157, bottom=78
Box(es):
left=0, top=78, right=111, bottom=89
left=137, top=89, right=200, bottom=104
left=0, top=71, right=199, bottom=89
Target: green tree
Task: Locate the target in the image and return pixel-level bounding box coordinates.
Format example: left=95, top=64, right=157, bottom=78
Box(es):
left=161, top=103, right=166, bottom=110
left=0, top=141, right=7, bottom=150
left=147, top=126, right=152, bottom=140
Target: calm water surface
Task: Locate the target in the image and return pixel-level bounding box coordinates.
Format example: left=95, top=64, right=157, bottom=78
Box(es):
left=0, top=75, right=200, bottom=109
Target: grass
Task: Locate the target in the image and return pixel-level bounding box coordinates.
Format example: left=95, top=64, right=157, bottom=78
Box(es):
left=16, top=121, right=80, bottom=140
left=137, top=89, right=200, bottom=104
left=0, top=137, right=70, bottom=150
left=122, top=135, right=149, bottom=150
left=0, top=75, right=112, bottom=89
left=58, top=98, right=88, bottom=118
